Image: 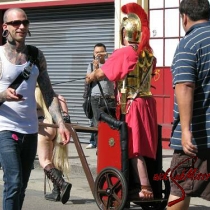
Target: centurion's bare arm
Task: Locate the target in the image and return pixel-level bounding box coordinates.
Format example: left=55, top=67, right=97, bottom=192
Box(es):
left=85, top=68, right=106, bottom=84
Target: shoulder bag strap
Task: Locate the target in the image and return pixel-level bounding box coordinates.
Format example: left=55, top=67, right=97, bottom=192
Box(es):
left=10, top=45, right=39, bottom=90
left=91, top=62, right=112, bottom=116
left=97, top=81, right=111, bottom=116
left=89, top=63, right=94, bottom=91
left=0, top=45, right=38, bottom=106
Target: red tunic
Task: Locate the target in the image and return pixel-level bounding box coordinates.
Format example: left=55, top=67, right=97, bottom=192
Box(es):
left=101, top=46, right=158, bottom=159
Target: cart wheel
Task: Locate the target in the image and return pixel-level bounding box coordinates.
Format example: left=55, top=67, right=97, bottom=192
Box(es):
left=94, top=167, right=128, bottom=210
left=135, top=170, right=170, bottom=210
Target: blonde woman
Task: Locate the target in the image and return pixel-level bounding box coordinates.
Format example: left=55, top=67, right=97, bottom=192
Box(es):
left=35, top=86, right=72, bottom=204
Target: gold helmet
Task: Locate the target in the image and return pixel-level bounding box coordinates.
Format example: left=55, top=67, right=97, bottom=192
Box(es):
left=121, top=3, right=152, bottom=55
left=120, top=13, right=141, bottom=44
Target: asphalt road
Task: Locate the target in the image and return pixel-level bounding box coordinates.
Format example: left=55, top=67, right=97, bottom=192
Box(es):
left=0, top=143, right=209, bottom=209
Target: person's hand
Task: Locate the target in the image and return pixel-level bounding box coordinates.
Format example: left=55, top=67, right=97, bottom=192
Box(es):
left=93, top=58, right=99, bottom=70
left=85, top=73, right=91, bottom=84
left=58, top=122, right=71, bottom=145
left=181, top=130, right=198, bottom=156
left=3, top=88, right=25, bottom=102
left=85, top=72, right=96, bottom=84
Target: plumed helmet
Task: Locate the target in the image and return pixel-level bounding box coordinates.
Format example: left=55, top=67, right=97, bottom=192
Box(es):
left=121, top=3, right=152, bottom=55
left=121, top=13, right=141, bottom=44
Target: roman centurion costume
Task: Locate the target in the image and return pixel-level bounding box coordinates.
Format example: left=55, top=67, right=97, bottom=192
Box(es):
left=100, top=3, right=158, bottom=160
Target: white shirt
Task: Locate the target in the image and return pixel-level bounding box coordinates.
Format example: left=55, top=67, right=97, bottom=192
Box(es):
left=0, top=46, right=39, bottom=133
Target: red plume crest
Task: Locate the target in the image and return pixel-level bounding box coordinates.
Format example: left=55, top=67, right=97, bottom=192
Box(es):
left=121, top=3, right=152, bottom=55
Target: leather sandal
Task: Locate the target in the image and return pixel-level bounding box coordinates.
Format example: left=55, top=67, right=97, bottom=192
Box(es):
left=139, top=185, right=154, bottom=200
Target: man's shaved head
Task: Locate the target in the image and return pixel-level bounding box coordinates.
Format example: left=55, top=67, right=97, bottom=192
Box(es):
left=3, top=8, right=27, bottom=23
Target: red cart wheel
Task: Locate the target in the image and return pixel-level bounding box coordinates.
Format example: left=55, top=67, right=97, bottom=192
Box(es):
left=94, top=167, right=128, bottom=210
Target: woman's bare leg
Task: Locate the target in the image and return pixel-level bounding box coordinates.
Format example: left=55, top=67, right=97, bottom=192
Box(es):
left=37, top=122, right=56, bottom=168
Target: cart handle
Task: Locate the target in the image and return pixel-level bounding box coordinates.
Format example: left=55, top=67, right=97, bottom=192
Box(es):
left=97, top=110, right=123, bottom=130
left=39, top=122, right=96, bottom=196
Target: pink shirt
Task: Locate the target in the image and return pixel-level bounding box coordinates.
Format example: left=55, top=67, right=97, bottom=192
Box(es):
left=101, top=46, right=138, bottom=81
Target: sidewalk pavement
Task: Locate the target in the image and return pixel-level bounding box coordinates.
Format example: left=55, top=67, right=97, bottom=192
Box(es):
left=0, top=143, right=210, bottom=209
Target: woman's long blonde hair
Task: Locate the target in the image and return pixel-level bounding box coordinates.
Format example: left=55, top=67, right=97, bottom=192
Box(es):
left=35, top=85, right=70, bottom=179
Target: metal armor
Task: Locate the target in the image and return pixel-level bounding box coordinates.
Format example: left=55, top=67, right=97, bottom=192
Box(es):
left=118, top=50, right=154, bottom=114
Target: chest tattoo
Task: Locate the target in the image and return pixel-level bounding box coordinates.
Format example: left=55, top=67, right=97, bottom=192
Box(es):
left=3, top=46, right=28, bottom=65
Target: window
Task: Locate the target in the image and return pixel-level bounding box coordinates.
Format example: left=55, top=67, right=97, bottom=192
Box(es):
left=149, top=0, right=182, bottom=67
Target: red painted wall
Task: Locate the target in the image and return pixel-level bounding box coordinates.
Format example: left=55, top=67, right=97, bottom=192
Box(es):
left=152, top=67, right=174, bottom=149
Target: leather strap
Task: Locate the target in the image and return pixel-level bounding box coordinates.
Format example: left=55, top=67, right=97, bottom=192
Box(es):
left=0, top=45, right=39, bottom=106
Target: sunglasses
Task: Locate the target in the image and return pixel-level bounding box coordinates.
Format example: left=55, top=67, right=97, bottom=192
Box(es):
left=5, top=20, right=30, bottom=27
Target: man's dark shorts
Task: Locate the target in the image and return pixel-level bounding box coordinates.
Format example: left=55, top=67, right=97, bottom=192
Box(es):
left=170, top=149, right=210, bottom=200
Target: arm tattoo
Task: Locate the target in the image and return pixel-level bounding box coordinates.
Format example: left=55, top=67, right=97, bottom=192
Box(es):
left=37, top=49, right=64, bottom=125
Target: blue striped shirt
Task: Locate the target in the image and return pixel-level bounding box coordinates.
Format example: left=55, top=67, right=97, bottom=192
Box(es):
left=170, top=22, right=210, bottom=150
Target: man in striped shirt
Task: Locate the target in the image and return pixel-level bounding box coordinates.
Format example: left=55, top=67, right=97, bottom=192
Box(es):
left=168, top=0, right=210, bottom=209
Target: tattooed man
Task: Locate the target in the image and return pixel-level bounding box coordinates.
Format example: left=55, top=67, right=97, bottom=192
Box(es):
left=0, top=8, right=71, bottom=210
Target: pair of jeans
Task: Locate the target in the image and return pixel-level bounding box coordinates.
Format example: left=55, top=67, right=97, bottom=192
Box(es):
left=88, top=119, right=95, bottom=147
left=91, top=96, right=116, bottom=147
left=0, top=131, right=37, bottom=210
left=89, top=133, right=95, bottom=147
